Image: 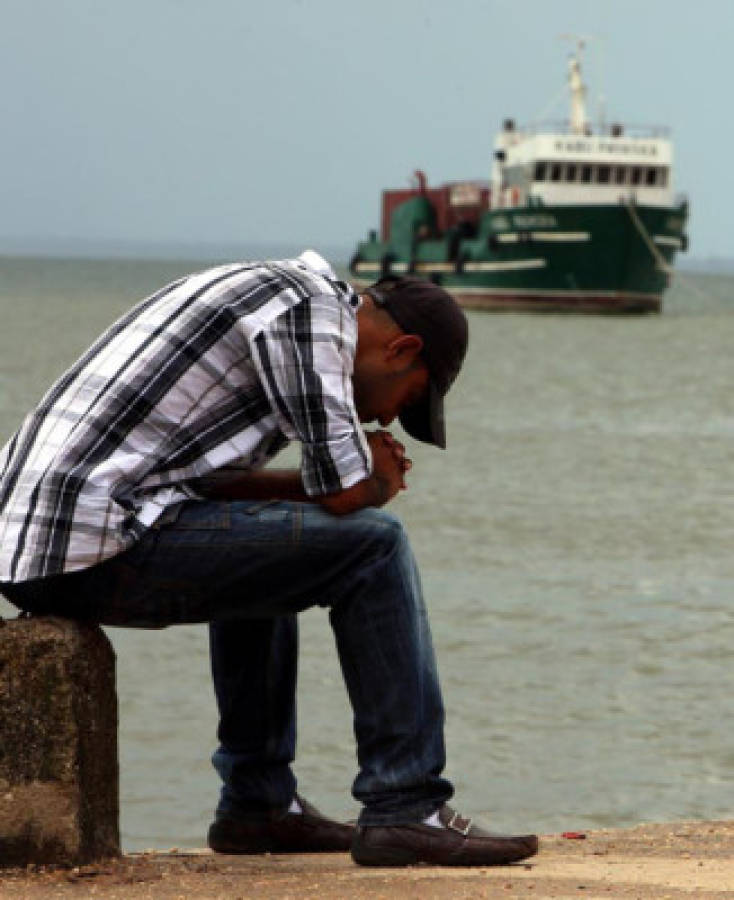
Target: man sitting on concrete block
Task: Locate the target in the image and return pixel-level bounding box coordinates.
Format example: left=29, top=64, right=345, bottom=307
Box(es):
left=0, top=251, right=537, bottom=867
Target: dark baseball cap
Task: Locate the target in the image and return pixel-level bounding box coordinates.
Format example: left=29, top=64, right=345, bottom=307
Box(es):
left=363, top=276, right=468, bottom=448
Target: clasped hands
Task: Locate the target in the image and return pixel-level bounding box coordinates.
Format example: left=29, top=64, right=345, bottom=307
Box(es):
left=367, top=430, right=413, bottom=497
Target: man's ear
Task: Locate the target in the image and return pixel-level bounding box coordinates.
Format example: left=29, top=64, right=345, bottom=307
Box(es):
left=385, top=333, right=424, bottom=364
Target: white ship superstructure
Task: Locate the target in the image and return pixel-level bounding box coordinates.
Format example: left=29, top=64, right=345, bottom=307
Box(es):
left=491, top=47, right=676, bottom=210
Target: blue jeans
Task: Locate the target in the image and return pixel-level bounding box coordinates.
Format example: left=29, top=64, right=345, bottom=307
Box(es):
left=3, top=499, right=453, bottom=825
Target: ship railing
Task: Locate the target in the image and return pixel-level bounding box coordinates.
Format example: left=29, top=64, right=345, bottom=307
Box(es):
left=518, top=120, right=671, bottom=139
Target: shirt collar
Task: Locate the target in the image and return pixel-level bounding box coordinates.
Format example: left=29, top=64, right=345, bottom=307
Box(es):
left=296, top=249, right=360, bottom=309
left=296, top=249, right=336, bottom=279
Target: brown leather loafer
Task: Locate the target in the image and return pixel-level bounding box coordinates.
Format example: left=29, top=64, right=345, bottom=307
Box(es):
left=207, top=795, right=354, bottom=854
left=351, top=804, right=538, bottom=867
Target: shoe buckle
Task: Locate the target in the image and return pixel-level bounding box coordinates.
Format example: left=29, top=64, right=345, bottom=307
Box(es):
left=447, top=811, right=472, bottom=836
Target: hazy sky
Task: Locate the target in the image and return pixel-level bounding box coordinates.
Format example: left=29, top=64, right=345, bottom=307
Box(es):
left=1, top=0, right=730, bottom=259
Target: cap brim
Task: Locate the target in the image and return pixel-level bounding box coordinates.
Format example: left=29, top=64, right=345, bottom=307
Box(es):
left=399, top=380, right=446, bottom=448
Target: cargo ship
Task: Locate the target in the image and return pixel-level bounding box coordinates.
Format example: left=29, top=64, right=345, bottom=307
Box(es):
left=349, top=44, right=689, bottom=313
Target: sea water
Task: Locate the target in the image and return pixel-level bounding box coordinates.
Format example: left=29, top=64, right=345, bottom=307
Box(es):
left=1, top=256, right=732, bottom=849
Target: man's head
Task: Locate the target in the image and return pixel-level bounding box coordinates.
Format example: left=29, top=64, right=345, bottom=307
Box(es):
left=352, top=277, right=468, bottom=448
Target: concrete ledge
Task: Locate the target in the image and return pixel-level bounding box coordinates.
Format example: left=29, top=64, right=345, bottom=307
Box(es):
left=0, top=615, right=120, bottom=866
left=2, top=820, right=734, bottom=898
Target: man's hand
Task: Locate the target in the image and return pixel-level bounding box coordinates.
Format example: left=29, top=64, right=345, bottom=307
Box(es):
left=318, top=430, right=412, bottom=516
left=368, top=430, right=412, bottom=501
left=372, top=430, right=412, bottom=489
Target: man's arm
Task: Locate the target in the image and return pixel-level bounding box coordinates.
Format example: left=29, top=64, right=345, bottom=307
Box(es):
left=201, top=432, right=410, bottom=516
left=202, top=469, right=310, bottom=503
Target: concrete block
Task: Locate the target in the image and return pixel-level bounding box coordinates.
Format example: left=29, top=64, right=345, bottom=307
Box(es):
left=0, top=615, right=120, bottom=866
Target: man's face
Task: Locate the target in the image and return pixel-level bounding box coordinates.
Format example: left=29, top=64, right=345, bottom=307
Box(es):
left=352, top=354, right=430, bottom=430
left=352, top=297, right=431, bottom=432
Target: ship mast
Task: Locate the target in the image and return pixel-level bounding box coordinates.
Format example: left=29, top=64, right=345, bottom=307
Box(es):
left=568, top=40, right=588, bottom=134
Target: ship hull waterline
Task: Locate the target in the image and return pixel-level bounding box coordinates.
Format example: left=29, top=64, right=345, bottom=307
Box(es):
left=351, top=278, right=662, bottom=315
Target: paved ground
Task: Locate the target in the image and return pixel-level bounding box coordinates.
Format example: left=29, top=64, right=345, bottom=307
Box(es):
left=2, top=820, right=734, bottom=898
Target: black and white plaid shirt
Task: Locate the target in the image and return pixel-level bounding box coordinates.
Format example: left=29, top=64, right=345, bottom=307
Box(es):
left=0, top=251, right=371, bottom=582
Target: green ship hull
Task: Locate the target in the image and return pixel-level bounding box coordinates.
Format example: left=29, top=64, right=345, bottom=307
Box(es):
left=351, top=202, right=688, bottom=314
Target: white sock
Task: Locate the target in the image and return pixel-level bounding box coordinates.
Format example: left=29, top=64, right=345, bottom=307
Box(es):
left=423, top=810, right=444, bottom=828
left=288, top=799, right=443, bottom=824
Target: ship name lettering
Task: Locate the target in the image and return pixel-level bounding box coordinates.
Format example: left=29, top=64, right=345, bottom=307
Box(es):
left=555, top=140, right=592, bottom=153
left=512, top=214, right=557, bottom=228
left=554, top=140, right=658, bottom=157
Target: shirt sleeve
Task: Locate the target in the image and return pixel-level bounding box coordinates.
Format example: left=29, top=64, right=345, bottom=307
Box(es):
left=248, top=292, right=372, bottom=497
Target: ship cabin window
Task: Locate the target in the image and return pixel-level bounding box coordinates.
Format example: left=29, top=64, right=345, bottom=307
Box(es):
left=529, top=162, right=669, bottom=189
